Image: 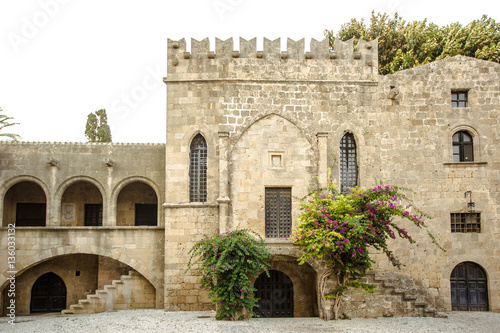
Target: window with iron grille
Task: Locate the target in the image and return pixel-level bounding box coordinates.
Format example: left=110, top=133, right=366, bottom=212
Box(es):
left=452, top=131, right=473, bottom=162
left=340, top=133, right=358, bottom=193
left=84, top=204, right=102, bottom=226
left=451, top=213, right=481, bottom=233
left=451, top=91, right=468, bottom=108
left=265, top=188, right=292, bottom=238
left=189, top=134, right=207, bottom=202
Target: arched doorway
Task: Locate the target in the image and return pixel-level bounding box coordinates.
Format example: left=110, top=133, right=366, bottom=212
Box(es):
left=254, top=270, right=293, bottom=317
left=30, top=273, right=67, bottom=313
left=451, top=262, right=489, bottom=311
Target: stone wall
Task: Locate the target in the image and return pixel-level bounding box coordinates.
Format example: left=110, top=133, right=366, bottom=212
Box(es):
left=166, top=36, right=500, bottom=315
left=1, top=254, right=98, bottom=315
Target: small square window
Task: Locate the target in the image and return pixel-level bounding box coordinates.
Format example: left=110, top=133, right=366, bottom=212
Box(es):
left=451, top=91, right=468, bottom=108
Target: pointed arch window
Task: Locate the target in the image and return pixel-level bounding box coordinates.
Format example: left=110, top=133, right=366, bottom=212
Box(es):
left=189, top=134, right=207, bottom=202
left=340, top=133, right=358, bottom=193
left=453, top=131, right=473, bottom=162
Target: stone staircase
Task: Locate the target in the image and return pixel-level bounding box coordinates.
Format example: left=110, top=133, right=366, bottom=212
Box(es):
left=340, top=270, right=448, bottom=319
left=62, top=271, right=155, bottom=315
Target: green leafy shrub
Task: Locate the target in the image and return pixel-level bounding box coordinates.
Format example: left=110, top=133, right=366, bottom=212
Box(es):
left=186, top=229, right=272, bottom=320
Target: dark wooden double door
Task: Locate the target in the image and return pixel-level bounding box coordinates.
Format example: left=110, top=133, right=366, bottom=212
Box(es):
left=451, top=262, right=488, bottom=311
left=254, top=270, right=293, bottom=318
left=30, top=273, right=67, bottom=313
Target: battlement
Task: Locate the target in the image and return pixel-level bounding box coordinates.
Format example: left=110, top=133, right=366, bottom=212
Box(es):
left=0, top=141, right=165, bottom=146
left=166, top=37, right=378, bottom=82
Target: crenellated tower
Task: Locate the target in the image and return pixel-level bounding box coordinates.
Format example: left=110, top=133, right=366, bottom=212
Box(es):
left=165, top=37, right=378, bottom=81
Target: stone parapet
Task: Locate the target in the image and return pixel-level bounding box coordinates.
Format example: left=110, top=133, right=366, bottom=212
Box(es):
left=165, top=37, right=378, bottom=82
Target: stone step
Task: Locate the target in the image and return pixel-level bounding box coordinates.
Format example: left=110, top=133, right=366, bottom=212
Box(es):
left=435, top=312, right=448, bottom=318
left=61, top=271, right=140, bottom=315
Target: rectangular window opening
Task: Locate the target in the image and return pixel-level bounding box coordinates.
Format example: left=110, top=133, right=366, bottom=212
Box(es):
left=451, top=212, right=480, bottom=233
left=84, top=204, right=103, bottom=226
left=135, top=204, right=158, bottom=226
left=265, top=188, right=292, bottom=238
left=16, top=203, right=46, bottom=226
left=451, top=90, right=468, bottom=108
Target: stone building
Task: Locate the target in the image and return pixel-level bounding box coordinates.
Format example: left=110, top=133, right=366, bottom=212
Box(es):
left=1, top=37, right=499, bottom=318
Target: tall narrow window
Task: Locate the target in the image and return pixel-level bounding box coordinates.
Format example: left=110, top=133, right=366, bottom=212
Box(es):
left=340, top=133, right=358, bottom=193
left=189, top=134, right=207, bottom=202
left=452, top=131, right=473, bottom=162
left=84, top=204, right=102, bottom=226
left=265, top=188, right=292, bottom=238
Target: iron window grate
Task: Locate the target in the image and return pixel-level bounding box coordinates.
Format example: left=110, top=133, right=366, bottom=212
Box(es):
left=340, top=133, right=358, bottom=193
left=265, top=188, right=292, bottom=238
left=189, top=134, right=207, bottom=202
left=451, top=213, right=480, bottom=233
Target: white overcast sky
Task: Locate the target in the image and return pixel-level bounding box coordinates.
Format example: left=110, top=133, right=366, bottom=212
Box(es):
left=1, top=0, right=498, bottom=143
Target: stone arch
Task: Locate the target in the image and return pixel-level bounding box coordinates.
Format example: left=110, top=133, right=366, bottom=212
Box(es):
left=252, top=253, right=319, bottom=317
left=0, top=247, right=160, bottom=293
left=440, top=258, right=492, bottom=311
left=0, top=175, right=50, bottom=226
left=111, top=176, right=163, bottom=226
left=450, top=261, right=489, bottom=311
left=53, top=176, right=107, bottom=226
left=228, top=112, right=318, bottom=234
left=445, top=125, right=481, bottom=162
left=30, top=272, right=67, bottom=313
left=230, top=110, right=315, bottom=152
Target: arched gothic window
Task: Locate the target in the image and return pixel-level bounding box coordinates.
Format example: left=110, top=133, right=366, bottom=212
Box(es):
left=340, top=133, right=357, bottom=193
left=189, top=134, right=207, bottom=202
left=453, top=131, right=473, bottom=162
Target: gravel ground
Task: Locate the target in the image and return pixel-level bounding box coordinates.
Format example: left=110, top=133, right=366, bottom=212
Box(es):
left=1, top=309, right=499, bottom=333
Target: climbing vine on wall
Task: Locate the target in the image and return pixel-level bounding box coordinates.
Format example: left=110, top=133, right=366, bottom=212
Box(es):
left=291, top=170, right=443, bottom=320
left=186, top=229, right=272, bottom=320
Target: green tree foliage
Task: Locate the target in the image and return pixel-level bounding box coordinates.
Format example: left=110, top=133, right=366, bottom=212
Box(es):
left=186, top=229, right=272, bottom=320
left=0, top=107, right=21, bottom=141
left=85, top=109, right=112, bottom=142
left=291, top=171, right=443, bottom=320
left=325, top=12, right=500, bottom=74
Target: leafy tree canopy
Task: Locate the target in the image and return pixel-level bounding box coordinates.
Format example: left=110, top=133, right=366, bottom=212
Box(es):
left=0, top=107, right=21, bottom=141
left=85, top=109, right=112, bottom=142
left=325, top=12, right=500, bottom=74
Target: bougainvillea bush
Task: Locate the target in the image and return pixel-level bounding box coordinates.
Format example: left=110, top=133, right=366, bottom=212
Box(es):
left=291, top=174, right=442, bottom=320
left=186, top=229, right=272, bottom=320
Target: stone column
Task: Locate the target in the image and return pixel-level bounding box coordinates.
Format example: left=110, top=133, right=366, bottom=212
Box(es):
left=317, top=132, right=329, bottom=187
left=217, top=131, right=231, bottom=233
